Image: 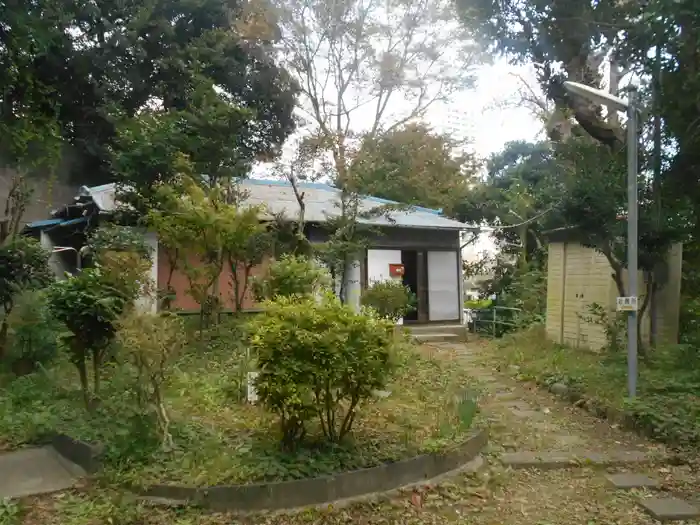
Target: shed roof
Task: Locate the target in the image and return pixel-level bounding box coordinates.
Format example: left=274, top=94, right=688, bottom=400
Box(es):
left=71, top=179, right=471, bottom=231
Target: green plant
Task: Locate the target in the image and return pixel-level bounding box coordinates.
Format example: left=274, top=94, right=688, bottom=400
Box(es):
left=87, top=225, right=152, bottom=262
left=249, top=293, right=395, bottom=448
left=4, top=290, right=62, bottom=375
left=46, top=268, right=131, bottom=408
left=116, top=311, right=186, bottom=449
left=464, top=298, right=492, bottom=309
left=0, top=498, right=20, bottom=525
left=0, top=236, right=52, bottom=356
left=252, top=254, right=330, bottom=301
left=361, top=279, right=416, bottom=322
left=579, top=302, right=627, bottom=353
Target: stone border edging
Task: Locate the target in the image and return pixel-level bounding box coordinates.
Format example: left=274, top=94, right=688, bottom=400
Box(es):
left=138, top=429, right=488, bottom=512
left=51, top=433, right=104, bottom=474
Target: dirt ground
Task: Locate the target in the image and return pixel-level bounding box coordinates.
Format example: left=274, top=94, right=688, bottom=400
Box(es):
left=16, top=340, right=700, bottom=525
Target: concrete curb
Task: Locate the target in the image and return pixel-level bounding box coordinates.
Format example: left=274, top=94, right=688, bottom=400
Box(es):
left=50, top=433, right=104, bottom=474
left=138, top=429, right=488, bottom=512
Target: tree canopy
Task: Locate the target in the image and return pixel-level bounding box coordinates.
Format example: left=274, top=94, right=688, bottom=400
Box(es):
left=1, top=0, right=298, bottom=185
left=350, top=123, right=477, bottom=214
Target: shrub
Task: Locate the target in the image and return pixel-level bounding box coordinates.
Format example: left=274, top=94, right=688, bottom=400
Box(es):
left=0, top=236, right=53, bottom=356
left=46, top=268, right=131, bottom=408
left=4, top=290, right=62, bottom=375
left=252, top=254, right=330, bottom=301
left=360, top=279, right=416, bottom=322
left=116, top=311, right=186, bottom=449
left=249, top=293, right=395, bottom=448
left=46, top=227, right=152, bottom=408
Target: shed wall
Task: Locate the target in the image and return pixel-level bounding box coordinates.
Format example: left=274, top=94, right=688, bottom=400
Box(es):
left=546, top=241, right=682, bottom=351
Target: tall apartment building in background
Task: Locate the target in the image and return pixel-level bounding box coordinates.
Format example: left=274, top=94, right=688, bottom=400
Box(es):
left=444, top=107, right=471, bottom=143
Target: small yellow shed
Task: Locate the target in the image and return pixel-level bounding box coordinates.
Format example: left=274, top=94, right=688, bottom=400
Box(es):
left=545, top=229, right=682, bottom=351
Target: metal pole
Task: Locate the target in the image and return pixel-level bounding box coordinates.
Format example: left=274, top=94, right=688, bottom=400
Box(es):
left=627, top=88, right=639, bottom=398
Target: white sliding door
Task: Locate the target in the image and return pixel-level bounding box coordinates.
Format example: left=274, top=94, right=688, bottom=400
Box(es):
left=427, top=250, right=460, bottom=321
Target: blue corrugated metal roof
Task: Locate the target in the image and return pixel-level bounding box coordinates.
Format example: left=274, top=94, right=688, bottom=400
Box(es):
left=25, top=216, right=88, bottom=230
left=25, top=218, right=64, bottom=229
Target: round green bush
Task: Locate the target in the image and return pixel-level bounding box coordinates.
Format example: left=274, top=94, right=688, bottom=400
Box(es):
left=248, top=293, right=395, bottom=448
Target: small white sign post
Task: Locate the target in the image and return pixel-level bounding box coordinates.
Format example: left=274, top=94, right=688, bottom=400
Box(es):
left=247, top=371, right=259, bottom=404
left=616, top=296, right=639, bottom=312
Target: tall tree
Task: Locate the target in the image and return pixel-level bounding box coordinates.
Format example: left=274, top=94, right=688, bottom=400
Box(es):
left=272, top=0, right=482, bottom=181
left=351, top=123, right=477, bottom=214
left=1, top=0, right=298, bottom=185
left=267, top=0, right=483, bottom=301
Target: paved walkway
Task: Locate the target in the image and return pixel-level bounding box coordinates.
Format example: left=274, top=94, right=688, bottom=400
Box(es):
left=419, top=341, right=700, bottom=524
left=0, top=446, right=85, bottom=500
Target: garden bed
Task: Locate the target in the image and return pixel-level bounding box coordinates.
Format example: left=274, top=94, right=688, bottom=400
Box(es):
left=492, top=326, right=700, bottom=449
left=0, top=334, right=480, bottom=488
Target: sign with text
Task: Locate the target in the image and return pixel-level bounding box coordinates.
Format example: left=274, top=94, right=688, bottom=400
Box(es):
left=616, top=296, right=638, bottom=312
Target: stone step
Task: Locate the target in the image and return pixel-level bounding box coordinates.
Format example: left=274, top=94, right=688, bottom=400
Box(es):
left=500, top=450, right=661, bottom=470
left=409, top=324, right=467, bottom=337
left=639, top=497, right=700, bottom=522
left=0, top=446, right=85, bottom=499
left=606, top=473, right=659, bottom=489
left=413, top=333, right=461, bottom=343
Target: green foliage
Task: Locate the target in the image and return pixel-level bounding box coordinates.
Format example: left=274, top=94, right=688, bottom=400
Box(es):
left=46, top=268, right=130, bottom=406
left=0, top=335, right=477, bottom=488
left=116, top=311, right=187, bottom=449
left=499, top=327, right=700, bottom=449
left=45, top=227, right=149, bottom=407
left=579, top=303, right=627, bottom=354
left=252, top=254, right=330, bottom=301
left=360, top=279, right=416, bottom=322
left=464, top=298, right=492, bottom=309
left=148, top=178, right=269, bottom=323
left=3, top=0, right=297, bottom=184
left=0, top=236, right=52, bottom=311
left=0, top=236, right=53, bottom=358
left=0, top=498, right=20, bottom=525
left=4, top=290, right=62, bottom=374
left=351, top=123, right=477, bottom=214
left=87, top=225, right=152, bottom=262
left=249, top=293, right=395, bottom=447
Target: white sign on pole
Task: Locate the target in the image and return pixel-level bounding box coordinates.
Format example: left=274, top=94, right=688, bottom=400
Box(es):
left=616, top=296, right=638, bottom=312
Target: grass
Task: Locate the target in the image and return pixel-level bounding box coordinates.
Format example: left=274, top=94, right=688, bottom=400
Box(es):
left=491, top=325, right=700, bottom=449
left=0, top=324, right=478, bottom=488
left=13, top=338, right=683, bottom=525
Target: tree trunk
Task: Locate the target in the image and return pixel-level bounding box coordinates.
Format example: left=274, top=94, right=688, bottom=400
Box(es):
left=0, top=318, right=8, bottom=359
left=637, top=272, right=655, bottom=357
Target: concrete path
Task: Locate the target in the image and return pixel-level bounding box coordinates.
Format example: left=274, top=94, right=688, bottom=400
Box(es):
left=0, top=446, right=85, bottom=499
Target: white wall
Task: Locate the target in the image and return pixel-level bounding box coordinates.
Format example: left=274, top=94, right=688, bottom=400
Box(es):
left=428, top=250, right=460, bottom=321
left=367, top=249, right=404, bottom=325
left=40, top=231, right=73, bottom=279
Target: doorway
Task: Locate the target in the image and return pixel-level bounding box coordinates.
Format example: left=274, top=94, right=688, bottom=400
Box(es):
left=401, top=250, right=428, bottom=322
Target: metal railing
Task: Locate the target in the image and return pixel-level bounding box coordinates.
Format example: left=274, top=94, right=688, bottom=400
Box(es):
left=465, top=306, right=522, bottom=338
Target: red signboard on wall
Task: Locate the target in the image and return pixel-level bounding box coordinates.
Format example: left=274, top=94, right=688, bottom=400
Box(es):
left=389, top=263, right=405, bottom=277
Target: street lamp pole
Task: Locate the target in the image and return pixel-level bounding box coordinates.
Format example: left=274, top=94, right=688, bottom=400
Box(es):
left=626, top=87, right=639, bottom=398
left=562, top=80, right=639, bottom=398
